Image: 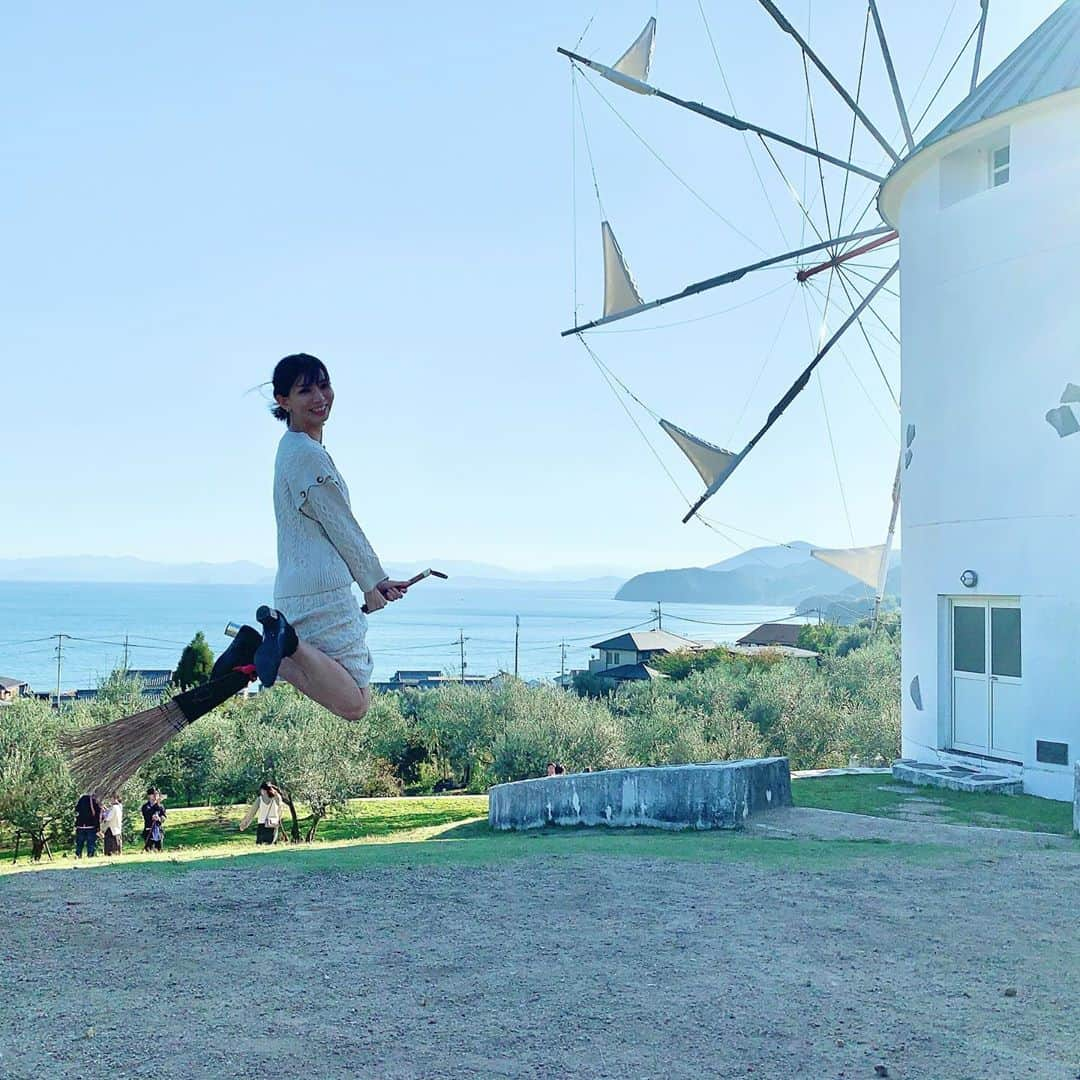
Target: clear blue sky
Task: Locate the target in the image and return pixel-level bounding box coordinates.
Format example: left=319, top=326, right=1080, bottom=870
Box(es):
left=0, top=2, right=1058, bottom=574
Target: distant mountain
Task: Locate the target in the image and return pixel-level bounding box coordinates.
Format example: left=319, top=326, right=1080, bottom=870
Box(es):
left=706, top=541, right=817, bottom=573
left=0, top=555, right=631, bottom=590
left=385, top=560, right=637, bottom=582
left=0, top=556, right=275, bottom=585
left=615, top=543, right=900, bottom=606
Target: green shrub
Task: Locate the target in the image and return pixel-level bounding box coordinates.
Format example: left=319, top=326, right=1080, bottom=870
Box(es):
left=0, top=623, right=902, bottom=832
left=490, top=681, right=626, bottom=781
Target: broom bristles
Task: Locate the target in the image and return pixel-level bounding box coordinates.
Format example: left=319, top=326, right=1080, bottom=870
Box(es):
left=61, top=700, right=189, bottom=795
left=60, top=670, right=250, bottom=794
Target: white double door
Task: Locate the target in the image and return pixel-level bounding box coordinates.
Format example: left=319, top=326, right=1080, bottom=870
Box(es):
left=951, top=599, right=1023, bottom=759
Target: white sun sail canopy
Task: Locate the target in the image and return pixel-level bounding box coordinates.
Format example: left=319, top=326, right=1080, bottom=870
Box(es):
left=660, top=419, right=739, bottom=490
left=602, top=221, right=644, bottom=318
left=811, top=544, right=890, bottom=594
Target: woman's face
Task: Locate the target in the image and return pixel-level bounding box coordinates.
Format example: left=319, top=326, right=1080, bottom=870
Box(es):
left=277, top=371, right=334, bottom=430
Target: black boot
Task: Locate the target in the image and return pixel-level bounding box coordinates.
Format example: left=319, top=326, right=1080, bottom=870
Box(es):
left=210, top=625, right=262, bottom=683
left=254, top=606, right=299, bottom=688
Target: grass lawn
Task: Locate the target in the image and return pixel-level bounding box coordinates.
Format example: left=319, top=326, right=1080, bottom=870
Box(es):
left=1, top=788, right=953, bottom=877
left=2, top=774, right=1073, bottom=876
left=162, top=792, right=489, bottom=849
left=1, top=809, right=950, bottom=878
left=792, top=772, right=1076, bottom=835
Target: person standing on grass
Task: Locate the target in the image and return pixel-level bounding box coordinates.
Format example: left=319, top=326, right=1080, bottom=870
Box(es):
left=141, top=789, right=166, bottom=853
left=74, top=791, right=102, bottom=858
left=102, top=795, right=123, bottom=856
left=238, top=782, right=286, bottom=845
left=216, top=354, right=412, bottom=721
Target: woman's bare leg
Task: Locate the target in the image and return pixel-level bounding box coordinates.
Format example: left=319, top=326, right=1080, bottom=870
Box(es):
left=278, top=641, right=370, bottom=722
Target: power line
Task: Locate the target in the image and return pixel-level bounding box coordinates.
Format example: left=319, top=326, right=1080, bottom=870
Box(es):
left=663, top=611, right=802, bottom=627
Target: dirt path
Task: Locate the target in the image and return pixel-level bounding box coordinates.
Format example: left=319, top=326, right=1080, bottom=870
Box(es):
left=1, top=832, right=1077, bottom=1079
left=748, top=805, right=1078, bottom=848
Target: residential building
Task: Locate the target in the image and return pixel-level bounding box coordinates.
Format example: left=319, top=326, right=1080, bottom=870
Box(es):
left=732, top=623, right=819, bottom=661
left=588, top=629, right=702, bottom=673
left=372, top=670, right=502, bottom=692
left=0, top=676, right=30, bottom=702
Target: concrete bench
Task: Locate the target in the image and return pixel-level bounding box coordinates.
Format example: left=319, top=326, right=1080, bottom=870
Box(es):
left=488, top=757, right=792, bottom=832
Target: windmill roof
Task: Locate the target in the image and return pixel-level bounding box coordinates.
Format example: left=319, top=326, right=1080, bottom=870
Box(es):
left=912, top=0, right=1080, bottom=156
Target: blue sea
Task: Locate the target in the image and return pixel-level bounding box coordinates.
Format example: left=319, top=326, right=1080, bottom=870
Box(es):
left=0, top=581, right=803, bottom=693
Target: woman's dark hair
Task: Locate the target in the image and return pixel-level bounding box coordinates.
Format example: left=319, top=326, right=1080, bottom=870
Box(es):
left=260, top=782, right=280, bottom=797
left=271, top=354, right=330, bottom=423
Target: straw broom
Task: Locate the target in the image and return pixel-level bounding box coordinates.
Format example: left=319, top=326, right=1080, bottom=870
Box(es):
left=64, top=570, right=447, bottom=792
left=61, top=668, right=253, bottom=795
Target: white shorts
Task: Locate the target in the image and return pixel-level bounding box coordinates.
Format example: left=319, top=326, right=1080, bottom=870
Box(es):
left=275, top=585, right=374, bottom=689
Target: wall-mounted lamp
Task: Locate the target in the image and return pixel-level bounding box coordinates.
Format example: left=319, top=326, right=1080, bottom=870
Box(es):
left=960, top=570, right=978, bottom=589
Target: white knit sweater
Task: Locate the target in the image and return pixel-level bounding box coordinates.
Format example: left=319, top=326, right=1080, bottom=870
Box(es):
left=273, top=430, right=387, bottom=600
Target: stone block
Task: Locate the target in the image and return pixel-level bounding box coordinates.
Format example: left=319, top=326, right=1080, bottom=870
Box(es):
left=487, top=757, right=792, bottom=832
left=892, top=759, right=1022, bottom=796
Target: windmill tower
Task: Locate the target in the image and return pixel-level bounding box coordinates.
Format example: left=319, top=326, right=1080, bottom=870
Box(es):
left=558, top=1, right=1080, bottom=800
left=878, top=0, right=1080, bottom=799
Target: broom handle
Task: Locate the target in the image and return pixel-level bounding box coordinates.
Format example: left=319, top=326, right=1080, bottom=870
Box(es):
left=361, top=569, right=436, bottom=614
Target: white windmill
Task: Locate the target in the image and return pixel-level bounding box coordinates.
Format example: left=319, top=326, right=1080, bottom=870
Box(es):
left=559, top=1, right=1080, bottom=800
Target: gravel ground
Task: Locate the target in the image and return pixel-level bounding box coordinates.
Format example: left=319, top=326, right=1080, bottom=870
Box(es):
left=1, top=824, right=1077, bottom=1079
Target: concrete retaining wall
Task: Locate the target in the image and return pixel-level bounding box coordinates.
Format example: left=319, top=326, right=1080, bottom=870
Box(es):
left=488, top=757, right=792, bottom=832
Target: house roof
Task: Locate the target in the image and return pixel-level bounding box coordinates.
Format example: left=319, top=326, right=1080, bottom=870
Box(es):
left=912, top=0, right=1080, bottom=156
left=375, top=672, right=496, bottom=689
left=726, top=643, right=820, bottom=661
left=0, top=676, right=29, bottom=689
left=129, top=669, right=173, bottom=689
left=592, top=663, right=669, bottom=682
left=590, top=629, right=699, bottom=653
left=736, top=622, right=804, bottom=648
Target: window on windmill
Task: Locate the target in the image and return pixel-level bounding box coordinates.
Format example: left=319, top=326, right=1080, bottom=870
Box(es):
left=990, top=143, right=1010, bottom=188
left=939, top=127, right=1010, bottom=209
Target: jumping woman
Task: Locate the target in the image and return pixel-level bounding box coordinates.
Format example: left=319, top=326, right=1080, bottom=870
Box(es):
left=219, top=353, right=410, bottom=721
left=62, top=353, right=410, bottom=792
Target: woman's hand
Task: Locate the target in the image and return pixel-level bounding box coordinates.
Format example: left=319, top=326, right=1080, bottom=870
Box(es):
left=378, top=579, right=410, bottom=602
left=364, top=579, right=408, bottom=614
left=363, top=586, right=388, bottom=613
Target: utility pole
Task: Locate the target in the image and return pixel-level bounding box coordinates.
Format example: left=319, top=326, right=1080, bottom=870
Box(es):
left=123, top=634, right=130, bottom=672
left=514, top=616, right=520, bottom=678
left=459, top=629, right=467, bottom=683
left=655, top=601, right=663, bottom=630
left=53, top=633, right=70, bottom=709
left=560, top=641, right=567, bottom=680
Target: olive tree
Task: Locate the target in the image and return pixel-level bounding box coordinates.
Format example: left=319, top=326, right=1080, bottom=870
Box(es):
left=0, top=698, right=76, bottom=859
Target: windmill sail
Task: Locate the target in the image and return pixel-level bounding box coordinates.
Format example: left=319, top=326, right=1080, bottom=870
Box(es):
left=602, top=221, right=644, bottom=317
left=612, top=18, right=656, bottom=86
left=811, top=545, right=889, bottom=592
left=660, top=419, right=738, bottom=489
left=813, top=448, right=902, bottom=615
left=564, top=19, right=658, bottom=96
